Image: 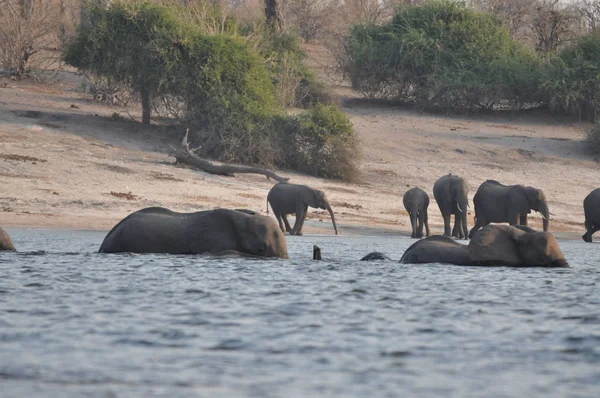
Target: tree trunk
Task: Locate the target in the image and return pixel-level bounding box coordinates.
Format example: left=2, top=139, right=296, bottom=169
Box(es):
left=172, top=130, right=290, bottom=182
left=141, top=88, right=151, bottom=125
left=265, top=0, right=282, bottom=31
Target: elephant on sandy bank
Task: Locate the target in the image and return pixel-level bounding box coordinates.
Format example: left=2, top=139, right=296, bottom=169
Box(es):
left=468, top=180, right=549, bottom=239
left=0, top=227, right=16, bottom=251
left=433, top=174, right=469, bottom=239
left=583, top=188, right=600, bottom=242
left=403, top=187, right=430, bottom=238
left=99, top=207, right=288, bottom=258
left=267, top=182, right=338, bottom=236
left=400, top=224, right=568, bottom=267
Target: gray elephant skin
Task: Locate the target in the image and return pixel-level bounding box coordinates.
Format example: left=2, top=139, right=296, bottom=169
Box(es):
left=403, top=187, right=430, bottom=238
left=583, top=188, right=600, bottom=242
left=401, top=224, right=568, bottom=267
left=0, top=226, right=16, bottom=251
left=433, top=174, right=469, bottom=239
left=468, top=180, right=549, bottom=239
left=99, top=207, right=288, bottom=258
left=267, top=182, right=338, bottom=235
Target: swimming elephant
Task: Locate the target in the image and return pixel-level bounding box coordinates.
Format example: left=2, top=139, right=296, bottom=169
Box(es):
left=267, top=182, right=338, bottom=236
left=401, top=225, right=568, bottom=267
left=99, top=207, right=288, bottom=258
left=468, top=180, right=549, bottom=239
left=582, top=188, right=600, bottom=242
left=433, top=174, right=469, bottom=239
left=360, top=251, right=392, bottom=261
left=0, top=227, right=16, bottom=251
left=403, top=187, right=430, bottom=238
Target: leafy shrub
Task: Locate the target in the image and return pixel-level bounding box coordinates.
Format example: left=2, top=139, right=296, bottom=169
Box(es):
left=542, top=33, right=600, bottom=120
left=343, top=0, right=542, bottom=112
left=168, top=33, right=281, bottom=166
left=64, top=1, right=358, bottom=180
left=275, top=104, right=361, bottom=181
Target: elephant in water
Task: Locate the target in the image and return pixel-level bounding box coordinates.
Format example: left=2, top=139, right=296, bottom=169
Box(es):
left=468, top=180, right=549, bottom=239
left=433, top=174, right=469, bottom=239
left=267, top=182, right=338, bottom=236
left=360, top=252, right=392, bottom=261
left=99, top=207, right=288, bottom=258
left=0, top=227, right=16, bottom=251
left=403, top=187, right=430, bottom=238
left=582, top=188, right=600, bottom=242
left=401, top=224, right=568, bottom=267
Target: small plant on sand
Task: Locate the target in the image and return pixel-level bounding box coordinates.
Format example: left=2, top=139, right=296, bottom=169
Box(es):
left=275, top=104, right=361, bottom=181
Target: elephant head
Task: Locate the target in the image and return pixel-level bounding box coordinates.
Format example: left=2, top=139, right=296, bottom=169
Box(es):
left=300, top=188, right=338, bottom=234
left=233, top=213, right=289, bottom=258
left=450, top=179, right=469, bottom=213
left=510, top=186, right=549, bottom=231
left=469, top=224, right=567, bottom=267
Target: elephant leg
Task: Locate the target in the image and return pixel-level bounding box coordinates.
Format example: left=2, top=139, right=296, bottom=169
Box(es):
left=507, top=211, right=519, bottom=226
left=274, top=212, right=285, bottom=233
left=416, top=213, right=424, bottom=238
left=297, top=205, right=309, bottom=236
left=291, top=204, right=307, bottom=236
left=452, top=214, right=460, bottom=238
left=519, top=214, right=528, bottom=226
left=423, top=212, right=431, bottom=237
left=442, top=212, right=451, bottom=237
left=583, top=220, right=600, bottom=242
left=468, top=215, right=484, bottom=239
left=282, top=214, right=293, bottom=233
left=410, top=212, right=418, bottom=238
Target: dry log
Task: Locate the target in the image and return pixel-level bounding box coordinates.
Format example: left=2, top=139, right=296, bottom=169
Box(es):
left=171, top=130, right=289, bottom=182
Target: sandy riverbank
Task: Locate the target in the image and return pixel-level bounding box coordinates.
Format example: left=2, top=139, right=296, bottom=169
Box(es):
left=0, top=70, right=596, bottom=239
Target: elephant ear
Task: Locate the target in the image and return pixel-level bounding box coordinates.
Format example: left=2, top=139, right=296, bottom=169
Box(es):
left=469, top=225, right=523, bottom=266
left=230, top=212, right=265, bottom=256
left=508, top=186, right=530, bottom=214
left=299, top=187, right=319, bottom=208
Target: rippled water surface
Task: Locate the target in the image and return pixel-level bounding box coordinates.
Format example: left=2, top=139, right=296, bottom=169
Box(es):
left=1, top=228, right=599, bottom=397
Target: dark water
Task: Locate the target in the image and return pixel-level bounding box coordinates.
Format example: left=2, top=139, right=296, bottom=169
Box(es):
left=1, top=229, right=599, bottom=398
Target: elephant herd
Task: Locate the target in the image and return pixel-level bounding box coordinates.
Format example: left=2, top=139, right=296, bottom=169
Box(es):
left=1, top=178, right=599, bottom=268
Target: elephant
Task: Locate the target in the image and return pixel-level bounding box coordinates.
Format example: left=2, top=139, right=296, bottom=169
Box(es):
left=582, top=188, right=600, bottom=242
left=99, top=207, right=288, bottom=258
left=403, top=187, right=430, bottom=238
left=267, top=182, right=338, bottom=236
left=0, top=226, right=16, bottom=251
left=360, top=251, right=392, bottom=261
left=401, top=224, right=568, bottom=267
left=433, top=174, right=469, bottom=239
left=468, top=180, right=549, bottom=239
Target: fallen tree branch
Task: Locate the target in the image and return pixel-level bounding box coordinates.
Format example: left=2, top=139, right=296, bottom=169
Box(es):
left=170, top=130, right=290, bottom=182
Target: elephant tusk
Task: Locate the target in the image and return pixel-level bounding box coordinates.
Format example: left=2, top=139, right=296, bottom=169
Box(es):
left=457, top=203, right=463, bottom=212
left=540, top=213, right=547, bottom=220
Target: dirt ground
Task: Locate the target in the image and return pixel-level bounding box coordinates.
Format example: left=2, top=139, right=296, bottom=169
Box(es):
left=0, top=59, right=596, bottom=239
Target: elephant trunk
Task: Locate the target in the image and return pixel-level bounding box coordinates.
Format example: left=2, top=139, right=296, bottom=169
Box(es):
left=326, top=204, right=338, bottom=235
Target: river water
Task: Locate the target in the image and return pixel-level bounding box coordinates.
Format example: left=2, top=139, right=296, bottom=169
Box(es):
left=1, top=228, right=599, bottom=397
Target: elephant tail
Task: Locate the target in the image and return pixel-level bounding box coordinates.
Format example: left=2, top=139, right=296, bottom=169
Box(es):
left=266, top=197, right=269, bottom=214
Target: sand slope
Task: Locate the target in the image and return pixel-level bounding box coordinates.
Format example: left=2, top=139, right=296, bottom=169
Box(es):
left=0, top=75, right=596, bottom=238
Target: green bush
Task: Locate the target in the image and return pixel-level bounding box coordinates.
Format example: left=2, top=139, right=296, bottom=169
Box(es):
left=543, top=33, right=600, bottom=120
left=343, top=0, right=542, bottom=112
left=276, top=104, right=361, bottom=181
left=168, top=33, right=281, bottom=166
